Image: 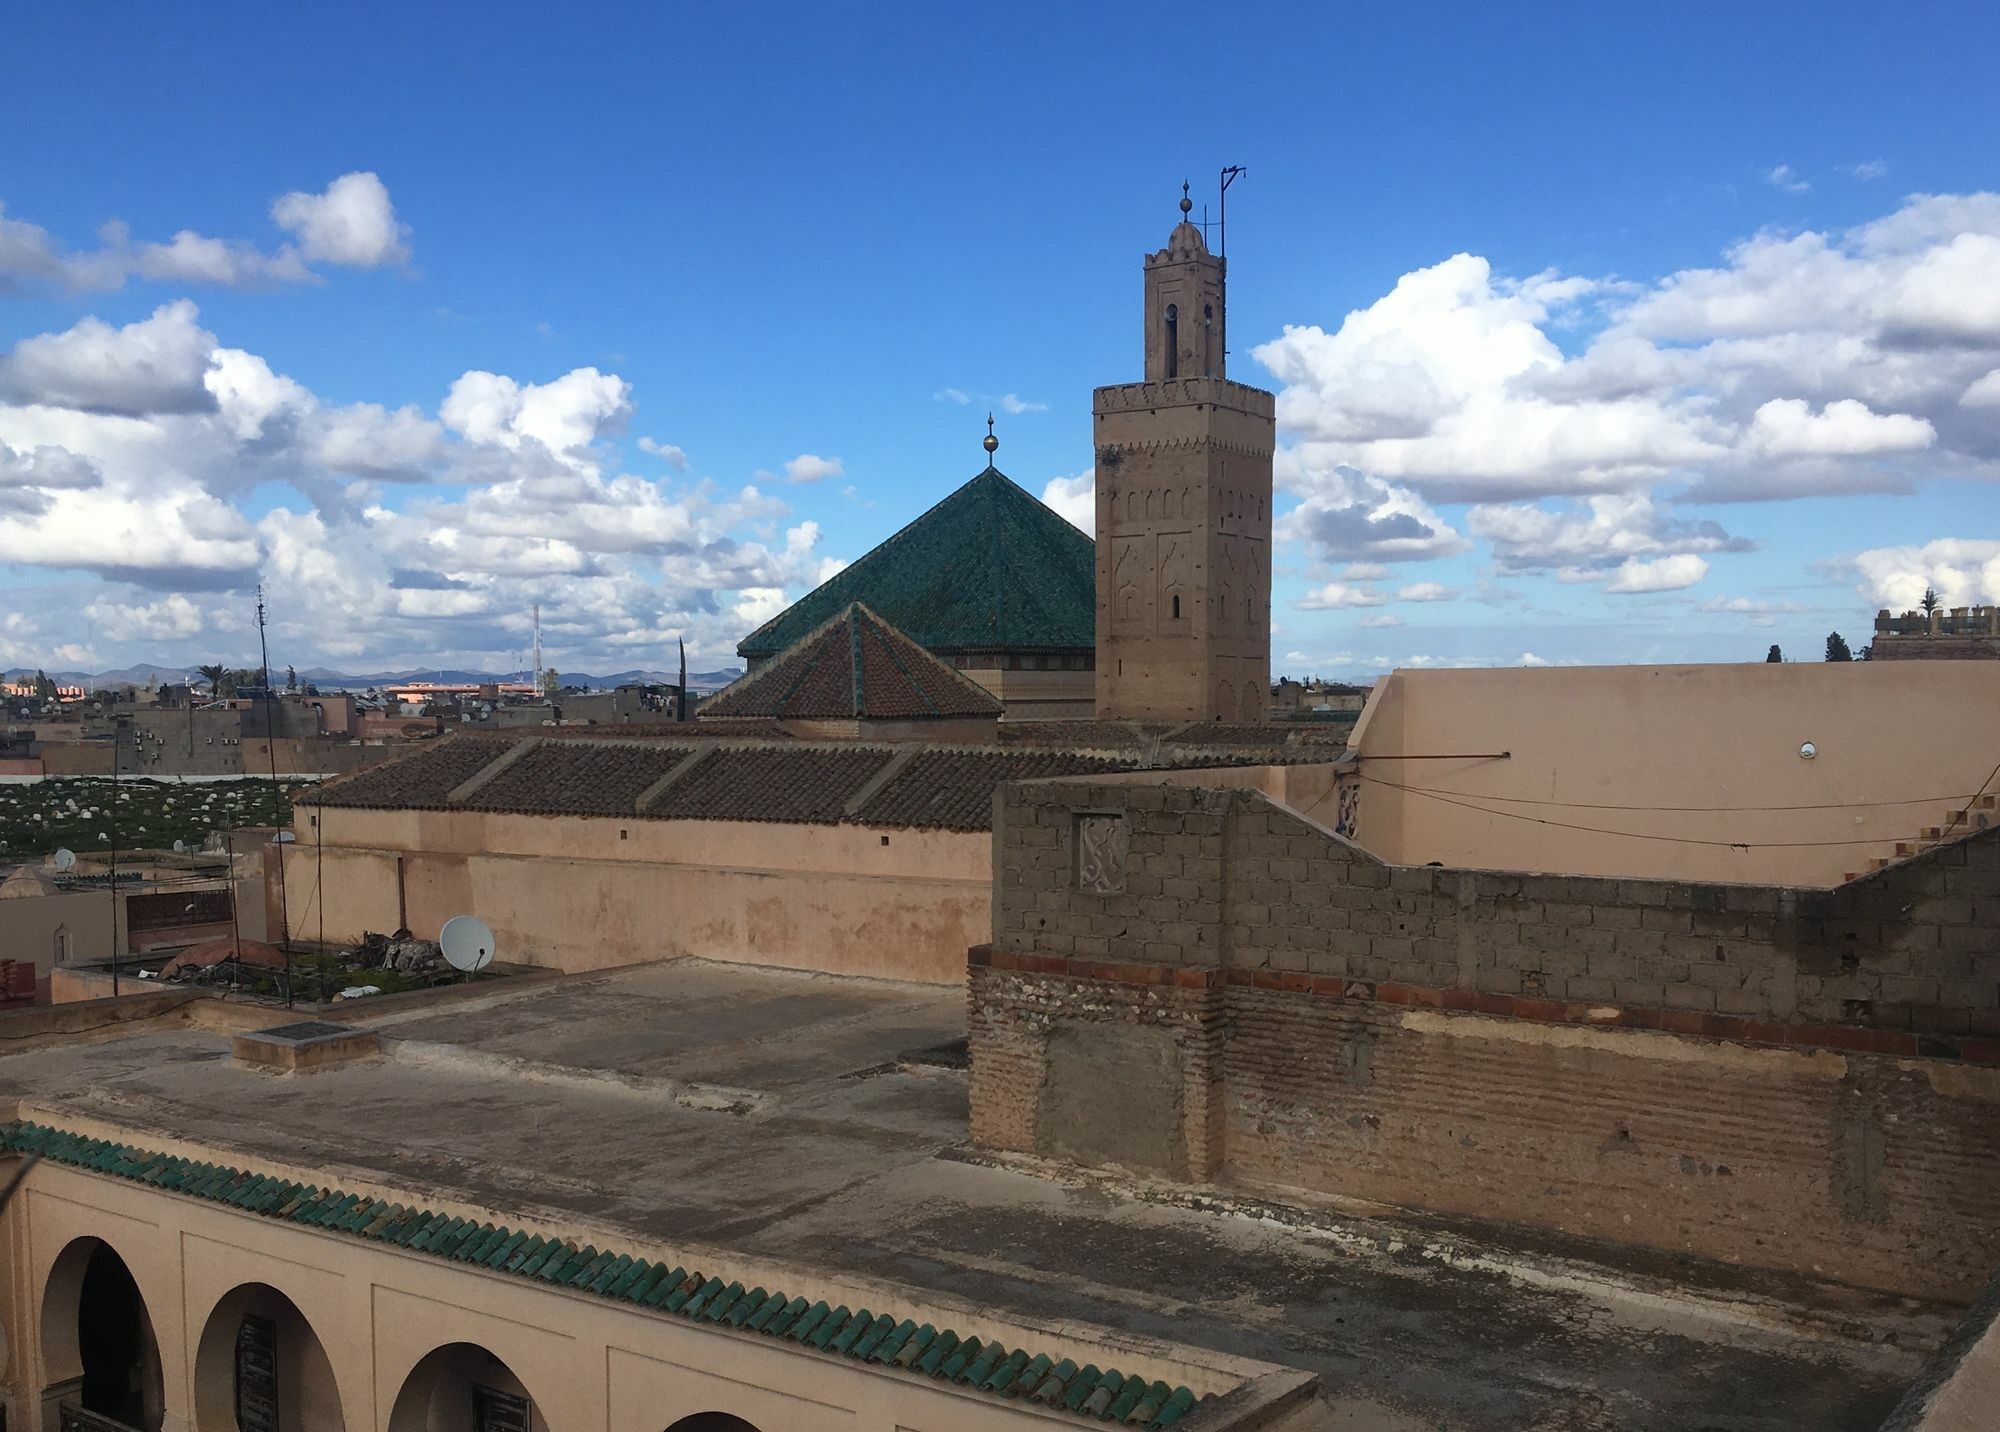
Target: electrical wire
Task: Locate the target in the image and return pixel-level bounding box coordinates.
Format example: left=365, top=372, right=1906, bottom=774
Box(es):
left=1352, top=779, right=1990, bottom=814
left=1360, top=776, right=1934, bottom=849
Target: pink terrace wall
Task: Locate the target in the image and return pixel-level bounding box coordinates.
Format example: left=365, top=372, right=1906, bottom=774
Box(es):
left=968, top=779, right=2000, bottom=1299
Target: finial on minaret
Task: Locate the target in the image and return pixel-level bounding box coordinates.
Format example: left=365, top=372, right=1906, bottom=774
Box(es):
left=1180, top=181, right=1192, bottom=217
left=982, top=413, right=999, bottom=468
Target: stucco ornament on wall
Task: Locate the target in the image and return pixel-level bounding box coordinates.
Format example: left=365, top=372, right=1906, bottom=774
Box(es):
left=1076, top=812, right=1129, bottom=893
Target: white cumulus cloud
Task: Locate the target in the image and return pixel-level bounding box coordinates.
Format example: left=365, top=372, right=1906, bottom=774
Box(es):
left=1041, top=470, right=1094, bottom=531
left=781, top=453, right=844, bottom=485
left=0, top=172, right=409, bottom=292
left=270, top=172, right=410, bottom=267
left=1744, top=397, right=1934, bottom=457
left=1601, top=553, right=1710, bottom=593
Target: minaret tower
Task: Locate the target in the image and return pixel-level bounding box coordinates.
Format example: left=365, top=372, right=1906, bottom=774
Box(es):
left=1092, top=184, right=1274, bottom=722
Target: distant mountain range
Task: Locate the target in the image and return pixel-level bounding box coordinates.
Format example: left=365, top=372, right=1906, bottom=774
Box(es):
left=4, top=663, right=746, bottom=693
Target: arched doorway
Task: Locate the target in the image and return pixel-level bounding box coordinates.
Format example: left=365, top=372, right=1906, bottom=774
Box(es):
left=39, top=1237, right=164, bottom=1430
left=192, top=1282, right=344, bottom=1431
left=664, top=1416, right=761, bottom=1432
left=388, top=1343, right=546, bottom=1432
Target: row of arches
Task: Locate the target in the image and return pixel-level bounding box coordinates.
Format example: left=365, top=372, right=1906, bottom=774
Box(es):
left=39, top=1237, right=764, bottom=1432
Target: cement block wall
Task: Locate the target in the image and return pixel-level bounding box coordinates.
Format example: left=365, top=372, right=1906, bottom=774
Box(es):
left=969, top=777, right=2000, bottom=1299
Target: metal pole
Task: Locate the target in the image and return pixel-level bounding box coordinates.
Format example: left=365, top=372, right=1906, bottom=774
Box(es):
left=226, top=824, right=246, bottom=995
left=108, top=721, right=122, bottom=997
left=317, top=813, right=328, bottom=1006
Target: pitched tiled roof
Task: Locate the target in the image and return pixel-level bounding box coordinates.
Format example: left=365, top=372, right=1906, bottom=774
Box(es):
left=705, top=604, right=1002, bottom=721
left=857, top=750, right=1133, bottom=831
left=300, top=737, right=516, bottom=810
left=0, top=1121, right=1210, bottom=1426
left=465, top=742, right=688, bottom=816
left=737, top=468, right=1094, bottom=660
left=651, top=746, right=892, bottom=824
left=300, top=737, right=1148, bottom=832
left=298, top=729, right=1345, bottom=833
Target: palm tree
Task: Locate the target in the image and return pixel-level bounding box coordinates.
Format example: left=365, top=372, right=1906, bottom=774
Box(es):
left=1919, top=587, right=1941, bottom=617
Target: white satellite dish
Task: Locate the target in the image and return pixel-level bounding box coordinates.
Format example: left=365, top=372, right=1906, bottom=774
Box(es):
left=52, top=848, right=75, bottom=872
left=273, top=830, right=297, bottom=844
left=172, top=839, right=186, bottom=853
left=439, top=915, right=497, bottom=974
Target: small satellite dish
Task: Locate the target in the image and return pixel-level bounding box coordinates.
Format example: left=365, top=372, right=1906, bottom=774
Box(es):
left=273, top=830, right=297, bottom=844
left=439, top=915, right=496, bottom=974
left=52, top=848, right=75, bottom=872
left=172, top=839, right=186, bottom=853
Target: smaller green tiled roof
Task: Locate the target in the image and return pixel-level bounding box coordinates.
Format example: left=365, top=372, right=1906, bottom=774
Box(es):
left=738, top=467, right=1095, bottom=660
left=0, top=1120, right=1210, bottom=1427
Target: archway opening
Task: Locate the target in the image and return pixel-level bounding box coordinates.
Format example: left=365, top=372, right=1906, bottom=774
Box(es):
left=388, top=1343, right=546, bottom=1432
left=193, top=1282, right=344, bottom=1431
left=665, top=1416, right=762, bottom=1432
left=41, top=1237, right=164, bottom=1430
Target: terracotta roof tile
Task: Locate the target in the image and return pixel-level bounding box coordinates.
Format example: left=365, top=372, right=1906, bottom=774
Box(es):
left=853, top=750, right=1135, bottom=831
left=461, top=743, right=690, bottom=816
left=301, top=737, right=514, bottom=811
left=705, top=604, right=1002, bottom=721
left=647, top=746, right=895, bottom=825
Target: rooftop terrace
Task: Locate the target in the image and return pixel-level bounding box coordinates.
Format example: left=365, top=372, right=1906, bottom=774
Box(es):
left=0, top=960, right=1937, bottom=1430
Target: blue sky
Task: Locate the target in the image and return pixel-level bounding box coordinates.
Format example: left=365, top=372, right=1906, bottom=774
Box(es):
left=3, top=2, right=1997, bottom=678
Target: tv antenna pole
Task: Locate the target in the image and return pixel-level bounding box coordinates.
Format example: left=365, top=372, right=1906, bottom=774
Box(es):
left=256, top=581, right=291, bottom=1003
left=532, top=604, right=544, bottom=689
left=1218, top=165, right=1247, bottom=260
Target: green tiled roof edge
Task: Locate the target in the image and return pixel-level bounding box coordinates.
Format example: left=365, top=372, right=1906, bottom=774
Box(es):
left=1, top=1120, right=1209, bottom=1428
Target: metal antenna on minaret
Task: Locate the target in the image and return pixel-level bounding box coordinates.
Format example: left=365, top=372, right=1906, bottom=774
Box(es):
left=255, top=582, right=271, bottom=689
left=1218, top=165, right=1247, bottom=260
left=531, top=603, right=543, bottom=687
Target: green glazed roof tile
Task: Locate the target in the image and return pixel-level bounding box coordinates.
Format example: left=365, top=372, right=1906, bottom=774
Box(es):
left=915, top=1330, right=960, bottom=1376
left=0, top=1120, right=1211, bottom=1425
left=786, top=1301, right=830, bottom=1343
left=738, top=468, right=1094, bottom=660
left=851, top=1314, right=896, bottom=1360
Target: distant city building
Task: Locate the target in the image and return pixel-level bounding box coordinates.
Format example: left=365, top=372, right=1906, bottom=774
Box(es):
left=1869, top=604, right=2000, bottom=659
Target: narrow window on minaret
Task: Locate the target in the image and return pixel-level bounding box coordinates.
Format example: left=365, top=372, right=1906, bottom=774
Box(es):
left=1203, top=304, right=1214, bottom=376
left=1172, top=594, right=1182, bottom=620
left=1165, top=305, right=1179, bottom=379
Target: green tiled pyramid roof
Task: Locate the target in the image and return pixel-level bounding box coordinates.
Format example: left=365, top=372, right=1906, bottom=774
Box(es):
left=0, top=1120, right=1210, bottom=1426
left=738, top=467, right=1095, bottom=661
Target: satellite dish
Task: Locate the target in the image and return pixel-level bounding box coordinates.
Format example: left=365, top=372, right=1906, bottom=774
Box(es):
left=273, top=830, right=297, bottom=844
left=52, top=848, right=75, bottom=872
left=172, top=839, right=186, bottom=853
left=439, top=915, right=496, bottom=974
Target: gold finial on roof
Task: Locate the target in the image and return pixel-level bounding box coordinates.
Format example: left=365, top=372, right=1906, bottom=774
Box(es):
left=1180, top=181, right=1193, bottom=216
left=983, top=413, right=999, bottom=466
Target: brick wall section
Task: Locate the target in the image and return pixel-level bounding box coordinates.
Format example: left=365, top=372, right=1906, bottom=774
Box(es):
left=973, top=777, right=2000, bottom=1298
left=1223, top=981, right=2000, bottom=1300
left=995, top=780, right=2000, bottom=1039
left=968, top=964, right=1225, bottom=1177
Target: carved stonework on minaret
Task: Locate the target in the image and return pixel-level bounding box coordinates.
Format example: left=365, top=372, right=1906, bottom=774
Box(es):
left=1092, top=187, right=1275, bottom=723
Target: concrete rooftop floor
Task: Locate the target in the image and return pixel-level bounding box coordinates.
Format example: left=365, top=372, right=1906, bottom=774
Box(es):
left=0, top=960, right=1944, bottom=1431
